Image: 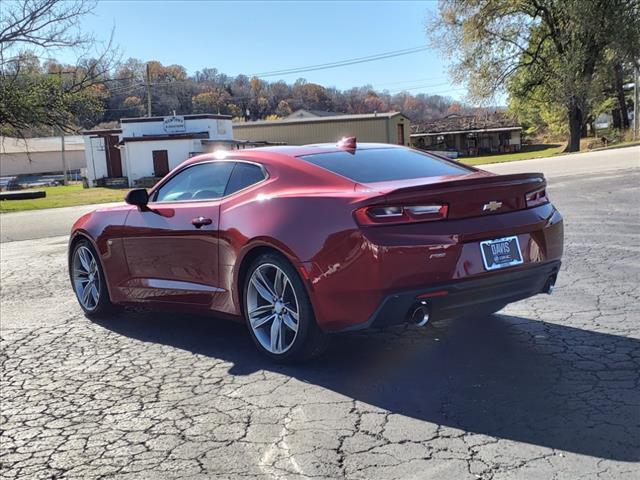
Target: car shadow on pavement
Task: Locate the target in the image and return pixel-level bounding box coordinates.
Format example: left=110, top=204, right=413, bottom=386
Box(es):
left=92, top=310, right=639, bottom=462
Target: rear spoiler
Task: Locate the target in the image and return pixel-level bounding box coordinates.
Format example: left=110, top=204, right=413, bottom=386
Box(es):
left=383, top=172, right=546, bottom=200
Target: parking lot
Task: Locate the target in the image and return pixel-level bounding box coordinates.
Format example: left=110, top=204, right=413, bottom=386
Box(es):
left=1, top=152, right=639, bottom=479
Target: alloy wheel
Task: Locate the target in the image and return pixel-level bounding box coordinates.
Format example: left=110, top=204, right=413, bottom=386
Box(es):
left=72, top=245, right=101, bottom=311
left=247, top=263, right=300, bottom=354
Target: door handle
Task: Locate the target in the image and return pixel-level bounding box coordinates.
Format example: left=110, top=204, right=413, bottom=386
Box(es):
left=191, top=216, right=213, bottom=228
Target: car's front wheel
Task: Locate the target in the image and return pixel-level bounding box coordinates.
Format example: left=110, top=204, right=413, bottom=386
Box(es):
left=70, top=238, right=116, bottom=317
left=244, top=253, right=327, bottom=362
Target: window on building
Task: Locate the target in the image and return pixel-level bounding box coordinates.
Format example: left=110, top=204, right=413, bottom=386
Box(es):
left=153, top=162, right=235, bottom=202
left=499, top=131, right=512, bottom=146
left=224, top=163, right=266, bottom=196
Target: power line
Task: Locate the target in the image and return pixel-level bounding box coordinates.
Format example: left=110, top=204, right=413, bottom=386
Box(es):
left=248, top=45, right=430, bottom=78
left=384, top=81, right=453, bottom=92
left=103, top=73, right=466, bottom=99
left=102, top=106, right=143, bottom=111
left=130, top=83, right=466, bottom=100
left=250, top=45, right=428, bottom=76
left=145, top=63, right=152, bottom=117
left=389, top=84, right=467, bottom=95
left=107, top=83, right=144, bottom=95
left=372, top=76, right=449, bottom=88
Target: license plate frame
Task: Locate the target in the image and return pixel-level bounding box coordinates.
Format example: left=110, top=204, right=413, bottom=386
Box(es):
left=480, top=236, right=524, bottom=271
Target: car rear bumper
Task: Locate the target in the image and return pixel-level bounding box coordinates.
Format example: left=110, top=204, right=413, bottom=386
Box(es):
left=337, top=260, right=561, bottom=331
left=307, top=203, right=563, bottom=332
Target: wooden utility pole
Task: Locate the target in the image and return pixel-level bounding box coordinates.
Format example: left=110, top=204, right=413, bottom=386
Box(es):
left=57, top=70, right=68, bottom=185
left=145, top=62, right=152, bottom=117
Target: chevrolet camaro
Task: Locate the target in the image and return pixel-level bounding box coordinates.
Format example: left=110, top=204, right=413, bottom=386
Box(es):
left=69, top=139, right=563, bottom=362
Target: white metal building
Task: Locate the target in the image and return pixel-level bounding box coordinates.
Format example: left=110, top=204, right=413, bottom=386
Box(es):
left=0, top=136, right=86, bottom=176
left=83, top=114, right=233, bottom=187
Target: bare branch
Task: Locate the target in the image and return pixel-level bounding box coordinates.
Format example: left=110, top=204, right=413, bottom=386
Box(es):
left=0, top=0, right=96, bottom=65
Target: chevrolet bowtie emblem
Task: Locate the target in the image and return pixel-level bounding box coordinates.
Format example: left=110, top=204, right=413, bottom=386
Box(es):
left=483, top=200, right=503, bottom=212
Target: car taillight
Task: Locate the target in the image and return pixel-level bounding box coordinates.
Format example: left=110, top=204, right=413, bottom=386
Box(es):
left=354, top=204, right=448, bottom=225
left=525, top=188, right=549, bottom=208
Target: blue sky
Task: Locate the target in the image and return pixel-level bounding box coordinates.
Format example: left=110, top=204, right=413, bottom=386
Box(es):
left=61, top=0, right=467, bottom=99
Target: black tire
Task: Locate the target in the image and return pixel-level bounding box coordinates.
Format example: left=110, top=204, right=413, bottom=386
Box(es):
left=243, top=252, right=328, bottom=363
left=69, top=238, right=118, bottom=318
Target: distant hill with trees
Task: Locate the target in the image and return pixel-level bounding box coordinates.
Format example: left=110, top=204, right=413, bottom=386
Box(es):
left=4, top=54, right=474, bottom=138
left=97, top=59, right=467, bottom=127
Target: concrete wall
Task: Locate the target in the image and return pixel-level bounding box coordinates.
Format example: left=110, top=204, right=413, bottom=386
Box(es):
left=0, top=150, right=86, bottom=176
left=233, top=116, right=411, bottom=146
left=122, top=138, right=204, bottom=185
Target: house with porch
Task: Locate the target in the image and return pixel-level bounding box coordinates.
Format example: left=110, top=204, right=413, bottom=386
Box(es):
left=411, top=113, right=522, bottom=157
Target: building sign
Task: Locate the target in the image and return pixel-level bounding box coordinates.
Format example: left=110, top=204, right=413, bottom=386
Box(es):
left=163, top=115, right=186, bottom=133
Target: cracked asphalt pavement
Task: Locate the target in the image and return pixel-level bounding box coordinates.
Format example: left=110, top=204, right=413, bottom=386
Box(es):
left=1, top=165, right=639, bottom=479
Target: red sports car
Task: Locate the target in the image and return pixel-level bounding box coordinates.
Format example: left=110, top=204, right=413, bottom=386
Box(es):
left=69, top=139, right=563, bottom=362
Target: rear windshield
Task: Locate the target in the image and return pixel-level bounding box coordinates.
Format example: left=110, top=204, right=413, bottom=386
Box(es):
left=299, top=148, right=470, bottom=183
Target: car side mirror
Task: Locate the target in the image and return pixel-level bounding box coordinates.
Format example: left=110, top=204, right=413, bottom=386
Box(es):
left=125, top=188, right=149, bottom=207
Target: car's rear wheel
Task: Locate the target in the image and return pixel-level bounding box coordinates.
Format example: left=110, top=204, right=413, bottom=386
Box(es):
left=70, top=239, right=116, bottom=317
left=244, top=253, right=327, bottom=362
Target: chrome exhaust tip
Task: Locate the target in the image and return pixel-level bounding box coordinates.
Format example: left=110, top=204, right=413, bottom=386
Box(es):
left=543, top=275, right=557, bottom=295
left=410, top=301, right=430, bottom=327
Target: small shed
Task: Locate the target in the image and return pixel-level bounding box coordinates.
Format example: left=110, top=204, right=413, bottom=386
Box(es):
left=411, top=113, right=522, bottom=157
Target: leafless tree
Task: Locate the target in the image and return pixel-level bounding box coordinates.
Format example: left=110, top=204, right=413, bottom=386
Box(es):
left=1, top=0, right=120, bottom=137
left=0, top=0, right=96, bottom=66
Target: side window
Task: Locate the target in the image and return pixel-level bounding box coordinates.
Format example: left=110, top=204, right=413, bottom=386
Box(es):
left=154, top=162, right=234, bottom=202
left=224, top=162, right=266, bottom=196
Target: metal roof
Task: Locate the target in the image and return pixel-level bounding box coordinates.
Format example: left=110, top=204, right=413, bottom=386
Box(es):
left=120, top=113, right=232, bottom=123
left=411, top=113, right=521, bottom=135
left=286, top=109, right=347, bottom=118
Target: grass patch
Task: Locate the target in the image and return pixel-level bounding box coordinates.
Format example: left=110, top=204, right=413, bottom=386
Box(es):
left=588, top=139, right=640, bottom=151
left=459, top=144, right=565, bottom=166
left=0, top=184, right=128, bottom=213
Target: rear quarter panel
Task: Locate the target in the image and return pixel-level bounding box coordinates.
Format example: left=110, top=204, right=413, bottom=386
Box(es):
left=216, top=186, right=365, bottom=316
